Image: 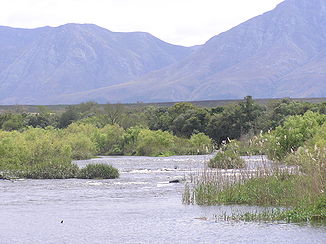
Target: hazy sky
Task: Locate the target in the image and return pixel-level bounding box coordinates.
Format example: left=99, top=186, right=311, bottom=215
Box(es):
left=0, top=0, right=284, bottom=46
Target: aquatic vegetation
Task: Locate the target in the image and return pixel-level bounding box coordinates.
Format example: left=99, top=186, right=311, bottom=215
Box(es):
left=195, top=172, right=302, bottom=206
left=187, top=164, right=325, bottom=223
left=220, top=195, right=326, bottom=223
left=78, top=163, right=119, bottom=179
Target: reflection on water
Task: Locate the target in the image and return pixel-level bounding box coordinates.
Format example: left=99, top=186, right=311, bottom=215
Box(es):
left=0, top=155, right=325, bottom=244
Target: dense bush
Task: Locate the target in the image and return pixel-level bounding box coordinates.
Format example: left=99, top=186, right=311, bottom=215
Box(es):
left=0, top=128, right=72, bottom=169
left=189, top=133, right=213, bottom=154
left=78, top=163, right=119, bottom=179
left=66, top=134, right=97, bottom=160
left=99, top=124, right=125, bottom=155
left=134, top=129, right=176, bottom=156
left=263, top=111, right=326, bottom=160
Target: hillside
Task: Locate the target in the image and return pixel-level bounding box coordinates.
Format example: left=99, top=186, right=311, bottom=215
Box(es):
left=1, top=0, right=325, bottom=105
left=61, top=0, right=326, bottom=104
left=0, top=24, right=192, bottom=104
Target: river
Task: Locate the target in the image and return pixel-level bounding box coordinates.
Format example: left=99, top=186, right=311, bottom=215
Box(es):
left=0, top=155, right=325, bottom=243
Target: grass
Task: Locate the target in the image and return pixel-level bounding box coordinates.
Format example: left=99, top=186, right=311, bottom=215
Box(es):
left=202, top=174, right=300, bottom=206
left=192, top=170, right=301, bottom=206
left=220, top=195, right=326, bottom=223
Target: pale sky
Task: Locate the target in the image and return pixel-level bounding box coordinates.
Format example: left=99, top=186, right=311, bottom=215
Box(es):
left=0, top=0, right=284, bottom=46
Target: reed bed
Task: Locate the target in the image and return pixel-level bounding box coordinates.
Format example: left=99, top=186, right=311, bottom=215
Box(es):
left=183, top=155, right=325, bottom=223
left=183, top=156, right=298, bottom=204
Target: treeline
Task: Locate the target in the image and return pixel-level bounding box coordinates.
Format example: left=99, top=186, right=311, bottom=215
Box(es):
left=2, top=96, right=326, bottom=180
left=1, top=97, right=326, bottom=143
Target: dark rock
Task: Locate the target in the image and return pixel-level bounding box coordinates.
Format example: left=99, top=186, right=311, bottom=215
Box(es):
left=169, top=179, right=180, bottom=183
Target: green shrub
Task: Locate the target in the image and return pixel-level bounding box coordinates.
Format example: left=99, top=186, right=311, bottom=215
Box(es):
left=208, top=150, right=245, bottom=169
left=189, top=133, right=213, bottom=154
left=78, top=163, right=119, bottom=179
left=208, top=140, right=244, bottom=169
left=264, top=111, right=326, bottom=160
left=134, top=129, right=175, bottom=156
left=20, top=162, right=79, bottom=179
left=98, top=124, right=125, bottom=155
left=66, top=133, right=98, bottom=160
left=0, top=130, right=31, bottom=167
left=24, top=128, right=72, bottom=166
left=0, top=128, right=72, bottom=169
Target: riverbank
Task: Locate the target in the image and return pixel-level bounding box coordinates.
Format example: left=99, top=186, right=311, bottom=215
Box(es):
left=0, top=124, right=213, bottom=179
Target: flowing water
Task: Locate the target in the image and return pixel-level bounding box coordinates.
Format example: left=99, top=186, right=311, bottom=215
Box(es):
left=0, top=155, right=325, bottom=244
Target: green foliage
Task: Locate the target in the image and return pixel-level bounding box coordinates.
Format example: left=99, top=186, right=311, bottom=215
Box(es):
left=264, top=111, right=326, bottom=160
left=232, top=135, right=267, bottom=156
left=20, top=162, right=79, bottom=179
left=3, top=98, right=326, bottom=182
left=206, top=96, right=264, bottom=143
left=0, top=128, right=72, bottom=169
left=102, top=103, right=125, bottom=125
left=66, top=134, right=97, bottom=160
left=146, top=102, right=210, bottom=138
left=134, top=129, right=175, bottom=156
left=189, top=133, right=213, bottom=154
left=170, top=108, right=209, bottom=138
left=0, top=130, right=31, bottom=167
left=58, top=107, right=80, bottom=128
left=78, top=163, right=119, bottom=179
left=264, top=98, right=315, bottom=130
left=0, top=121, right=214, bottom=179
left=190, top=110, right=326, bottom=223
left=209, top=151, right=245, bottom=169
left=208, top=140, right=245, bottom=169
left=99, top=124, right=125, bottom=155
left=124, top=128, right=213, bottom=157
left=63, top=123, right=100, bottom=158
left=0, top=113, right=25, bottom=131
left=58, top=102, right=98, bottom=128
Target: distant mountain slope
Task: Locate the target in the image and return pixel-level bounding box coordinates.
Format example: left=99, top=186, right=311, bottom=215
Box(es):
left=0, top=24, right=192, bottom=104
left=65, top=0, right=326, bottom=104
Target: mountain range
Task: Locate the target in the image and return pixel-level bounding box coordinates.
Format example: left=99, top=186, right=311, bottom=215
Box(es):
left=0, top=0, right=325, bottom=104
